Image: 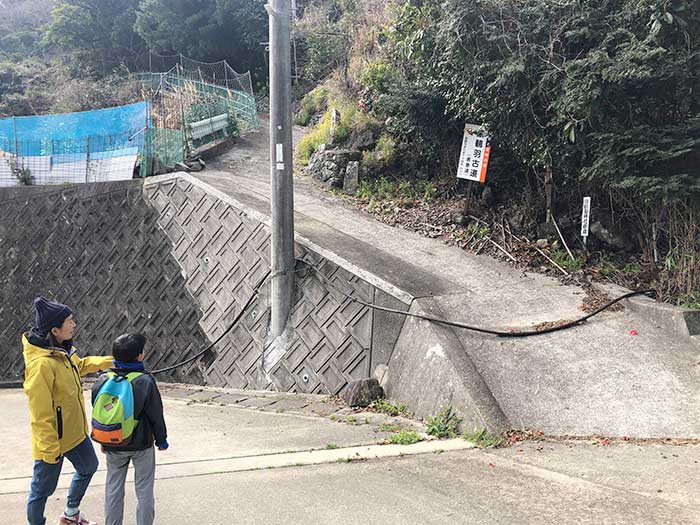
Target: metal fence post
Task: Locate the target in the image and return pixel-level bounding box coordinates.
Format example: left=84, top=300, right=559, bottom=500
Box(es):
left=12, top=117, right=18, bottom=156
left=86, top=137, right=90, bottom=183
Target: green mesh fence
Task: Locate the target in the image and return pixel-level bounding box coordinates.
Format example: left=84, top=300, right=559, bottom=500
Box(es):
left=142, top=128, right=185, bottom=177
left=133, top=69, right=259, bottom=134
left=129, top=60, right=258, bottom=176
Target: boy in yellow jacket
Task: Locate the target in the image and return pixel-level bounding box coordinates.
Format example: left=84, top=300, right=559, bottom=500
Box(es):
left=23, top=297, right=113, bottom=525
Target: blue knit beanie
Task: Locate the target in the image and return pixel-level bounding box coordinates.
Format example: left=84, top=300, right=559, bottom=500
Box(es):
left=34, top=297, right=72, bottom=336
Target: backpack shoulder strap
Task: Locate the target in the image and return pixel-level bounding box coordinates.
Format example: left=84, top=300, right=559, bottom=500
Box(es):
left=125, top=372, right=144, bottom=382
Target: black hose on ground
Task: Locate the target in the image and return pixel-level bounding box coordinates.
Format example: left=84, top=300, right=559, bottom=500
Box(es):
left=299, top=259, right=654, bottom=338
left=150, top=258, right=654, bottom=374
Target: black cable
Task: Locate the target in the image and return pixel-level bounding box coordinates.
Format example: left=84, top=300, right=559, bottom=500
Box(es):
left=149, top=256, right=654, bottom=375
left=299, top=259, right=654, bottom=338
left=150, top=270, right=270, bottom=375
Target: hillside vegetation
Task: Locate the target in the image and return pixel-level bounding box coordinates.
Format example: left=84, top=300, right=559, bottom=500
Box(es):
left=291, top=0, right=700, bottom=308
left=0, top=0, right=267, bottom=117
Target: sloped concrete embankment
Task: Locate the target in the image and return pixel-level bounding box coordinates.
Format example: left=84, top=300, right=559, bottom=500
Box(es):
left=382, top=288, right=700, bottom=439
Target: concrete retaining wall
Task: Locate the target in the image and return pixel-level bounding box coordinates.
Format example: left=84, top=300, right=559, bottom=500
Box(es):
left=0, top=176, right=409, bottom=395
left=141, top=175, right=409, bottom=392
left=382, top=298, right=510, bottom=433
left=0, top=181, right=208, bottom=384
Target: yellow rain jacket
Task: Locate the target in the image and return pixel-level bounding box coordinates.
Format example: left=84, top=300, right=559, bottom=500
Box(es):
left=22, top=333, right=113, bottom=464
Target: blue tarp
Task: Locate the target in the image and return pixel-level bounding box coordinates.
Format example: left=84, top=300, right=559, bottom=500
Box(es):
left=0, top=102, right=150, bottom=156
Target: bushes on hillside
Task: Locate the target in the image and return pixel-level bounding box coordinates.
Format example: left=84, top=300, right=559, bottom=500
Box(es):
left=389, top=0, right=700, bottom=200
left=294, top=0, right=700, bottom=305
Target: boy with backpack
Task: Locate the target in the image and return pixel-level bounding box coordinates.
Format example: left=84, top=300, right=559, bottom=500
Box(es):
left=91, top=333, right=168, bottom=525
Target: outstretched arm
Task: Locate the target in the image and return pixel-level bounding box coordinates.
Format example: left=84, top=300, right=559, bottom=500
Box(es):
left=74, top=354, right=113, bottom=376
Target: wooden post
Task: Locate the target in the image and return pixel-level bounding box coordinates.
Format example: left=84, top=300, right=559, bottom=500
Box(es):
left=462, top=180, right=474, bottom=216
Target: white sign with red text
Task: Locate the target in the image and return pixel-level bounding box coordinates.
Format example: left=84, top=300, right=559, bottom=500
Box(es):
left=457, top=124, right=491, bottom=183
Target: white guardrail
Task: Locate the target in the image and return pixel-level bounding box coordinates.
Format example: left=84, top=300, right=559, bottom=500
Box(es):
left=189, top=113, right=229, bottom=140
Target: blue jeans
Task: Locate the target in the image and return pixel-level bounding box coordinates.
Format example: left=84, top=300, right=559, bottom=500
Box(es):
left=27, top=437, right=99, bottom=525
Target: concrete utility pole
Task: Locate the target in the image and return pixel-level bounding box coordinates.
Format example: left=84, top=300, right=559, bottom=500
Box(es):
left=266, top=0, right=295, bottom=338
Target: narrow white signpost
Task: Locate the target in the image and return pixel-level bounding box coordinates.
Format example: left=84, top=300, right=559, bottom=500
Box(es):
left=581, top=196, right=591, bottom=247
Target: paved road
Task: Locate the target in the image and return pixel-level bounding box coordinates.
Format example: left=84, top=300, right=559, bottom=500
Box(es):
left=3, top=387, right=698, bottom=524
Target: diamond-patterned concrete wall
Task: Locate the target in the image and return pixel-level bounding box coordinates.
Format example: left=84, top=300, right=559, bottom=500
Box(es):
left=1, top=176, right=409, bottom=395
left=143, top=176, right=409, bottom=394
left=0, top=181, right=207, bottom=384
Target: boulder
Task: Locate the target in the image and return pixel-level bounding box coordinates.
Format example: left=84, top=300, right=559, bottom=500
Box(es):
left=307, top=148, right=362, bottom=189
left=341, top=378, right=384, bottom=408
left=349, top=125, right=379, bottom=151
left=590, top=220, right=636, bottom=251
left=319, top=161, right=339, bottom=182
left=328, top=176, right=344, bottom=189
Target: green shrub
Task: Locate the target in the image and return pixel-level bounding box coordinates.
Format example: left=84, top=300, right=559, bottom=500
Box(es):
left=297, top=111, right=332, bottom=163
left=293, top=0, right=352, bottom=85
left=373, top=80, right=457, bottom=163
left=677, top=293, right=700, bottom=310
left=362, top=135, right=398, bottom=174
left=371, top=398, right=411, bottom=417
left=296, top=95, right=359, bottom=164
left=13, top=165, right=33, bottom=186
left=462, top=429, right=505, bottom=449
left=389, top=430, right=423, bottom=445
left=295, top=86, right=331, bottom=126
left=389, top=0, right=700, bottom=200
left=360, top=62, right=399, bottom=93
left=549, top=249, right=586, bottom=273
left=356, top=176, right=437, bottom=203
left=359, top=61, right=401, bottom=110
left=426, top=407, right=461, bottom=439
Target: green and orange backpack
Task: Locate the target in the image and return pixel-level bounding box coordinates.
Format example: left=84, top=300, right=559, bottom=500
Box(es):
left=91, top=371, right=143, bottom=445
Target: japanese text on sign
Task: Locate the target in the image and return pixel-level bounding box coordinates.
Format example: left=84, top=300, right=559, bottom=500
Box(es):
left=457, top=125, right=491, bottom=183
left=581, top=197, right=591, bottom=237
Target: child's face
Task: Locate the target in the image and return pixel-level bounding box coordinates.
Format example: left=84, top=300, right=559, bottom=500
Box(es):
left=137, top=352, right=145, bottom=362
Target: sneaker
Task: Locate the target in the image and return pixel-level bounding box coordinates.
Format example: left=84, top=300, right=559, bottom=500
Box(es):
left=58, top=513, right=97, bottom=525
